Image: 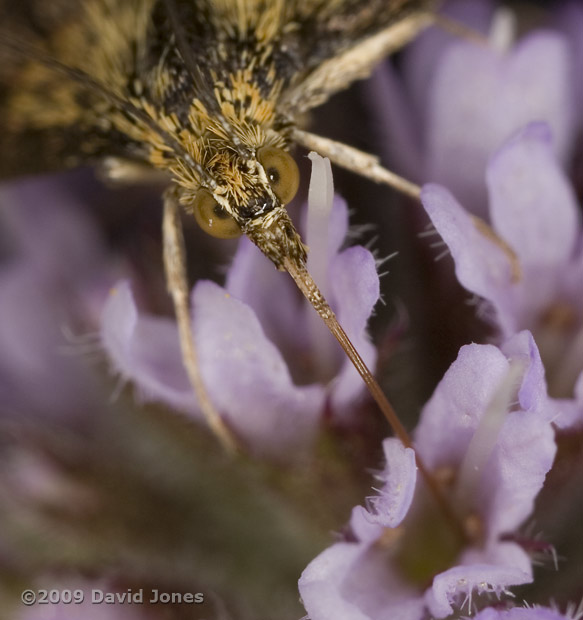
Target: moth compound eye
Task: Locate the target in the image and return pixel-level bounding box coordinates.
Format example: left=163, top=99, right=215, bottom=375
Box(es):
left=258, top=146, right=300, bottom=204
left=192, top=189, right=241, bottom=239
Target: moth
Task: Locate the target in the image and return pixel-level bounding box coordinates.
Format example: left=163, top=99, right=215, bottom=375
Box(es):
left=0, top=0, right=436, bottom=450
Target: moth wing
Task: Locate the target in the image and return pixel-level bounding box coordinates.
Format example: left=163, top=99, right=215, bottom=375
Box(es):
left=0, top=0, right=152, bottom=179
left=280, top=12, right=434, bottom=115
left=278, top=0, right=435, bottom=115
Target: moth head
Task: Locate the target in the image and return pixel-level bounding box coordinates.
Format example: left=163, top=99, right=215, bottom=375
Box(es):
left=189, top=146, right=305, bottom=268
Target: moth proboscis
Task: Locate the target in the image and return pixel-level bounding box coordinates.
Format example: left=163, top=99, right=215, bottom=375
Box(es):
left=0, top=0, right=437, bottom=454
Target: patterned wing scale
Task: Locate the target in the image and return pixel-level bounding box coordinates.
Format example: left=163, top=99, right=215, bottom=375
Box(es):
left=0, top=0, right=433, bottom=178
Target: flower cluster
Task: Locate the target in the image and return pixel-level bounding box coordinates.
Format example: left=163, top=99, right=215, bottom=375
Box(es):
left=298, top=1, right=583, bottom=618
left=421, top=122, right=583, bottom=427
left=300, top=334, right=556, bottom=619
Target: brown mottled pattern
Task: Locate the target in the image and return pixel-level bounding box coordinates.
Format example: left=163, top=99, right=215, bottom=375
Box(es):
left=0, top=0, right=432, bottom=268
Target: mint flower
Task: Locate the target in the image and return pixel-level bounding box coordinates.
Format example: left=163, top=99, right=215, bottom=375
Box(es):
left=474, top=603, right=582, bottom=620
left=299, top=333, right=556, bottom=619
left=421, top=122, right=583, bottom=427
left=101, top=156, right=380, bottom=456
left=0, top=176, right=115, bottom=424
left=366, top=0, right=574, bottom=216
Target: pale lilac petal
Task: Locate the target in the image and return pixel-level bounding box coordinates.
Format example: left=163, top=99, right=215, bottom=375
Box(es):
left=427, top=32, right=572, bottom=214
left=350, top=506, right=385, bottom=544
left=500, top=331, right=547, bottom=413
left=426, top=563, right=532, bottom=619
left=299, top=540, right=424, bottom=620
left=299, top=544, right=372, bottom=620
left=487, top=123, right=580, bottom=266
left=101, top=281, right=196, bottom=413
left=365, top=438, right=417, bottom=528
left=475, top=606, right=572, bottom=620
left=403, top=0, right=494, bottom=134
left=226, top=191, right=380, bottom=414
left=364, top=64, right=423, bottom=180
left=226, top=237, right=308, bottom=357
left=417, top=334, right=555, bottom=536
left=421, top=184, right=517, bottom=333
left=414, top=343, right=509, bottom=469
left=328, top=246, right=380, bottom=418
left=552, top=394, right=583, bottom=429
left=0, top=177, right=105, bottom=283
left=478, top=406, right=556, bottom=536
left=192, top=280, right=324, bottom=454
left=460, top=539, right=533, bottom=576
left=0, top=266, right=101, bottom=421
left=102, top=280, right=325, bottom=455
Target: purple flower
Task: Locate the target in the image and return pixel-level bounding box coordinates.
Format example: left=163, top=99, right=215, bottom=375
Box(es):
left=474, top=604, right=581, bottom=620
left=101, top=155, right=380, bottom=456
left=421, top=122, right=583, bottom=427
left=366, top=0, right=575, bottom=216
left=0, top=175, right=116, bottom=425
left=299, top=333, right=556, bottom=619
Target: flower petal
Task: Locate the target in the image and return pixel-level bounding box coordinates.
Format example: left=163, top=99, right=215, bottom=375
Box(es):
left=101, top=281, right=196, bottom=413
left=225, top=236, right=308, bottom=359
left=299, top=543, right=374, bottom=620
left=427, top=32, right=572, bottom=214
left=192, top=280, right=325, bottom=455
left=414, top=342, right=510, bottom=469
left=475, top=605, right=572, bottom=620
left=426, top=563, right=532, bottom=619
left=365, top=438, right=417, bottom=528
left=421, top=183, right=517, bottom=333
left=402, top=0, right=494, bottom=137
left=102, top=280, right=325, bottom=456
left=500, top=331, right=547, bottom=413
left=0, top=176, right=105, bottom=283
left=487, top=123, right=580, bottom=266
left=299, top=537, right=424, bottom=620
left=364, top=63, right=424, bottom=180
left=478, top=406, right=556, bottom=536
left=329, top=246, right=380, bottom=418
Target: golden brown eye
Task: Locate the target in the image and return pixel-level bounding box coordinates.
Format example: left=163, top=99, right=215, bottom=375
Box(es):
left=258, top=146, right=300, bottom=204
left=192, top=189, right=241, bottom=239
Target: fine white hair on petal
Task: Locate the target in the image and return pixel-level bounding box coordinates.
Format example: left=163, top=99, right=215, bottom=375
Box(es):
left=364, top=438, right=417, bottom=528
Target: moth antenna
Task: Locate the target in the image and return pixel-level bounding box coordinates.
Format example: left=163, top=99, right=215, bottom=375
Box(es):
left=0, top=33, right=214, bottom=186
left=283, top=256, right=468, bottom=544
left=433, top=13, right=490, bottom=47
